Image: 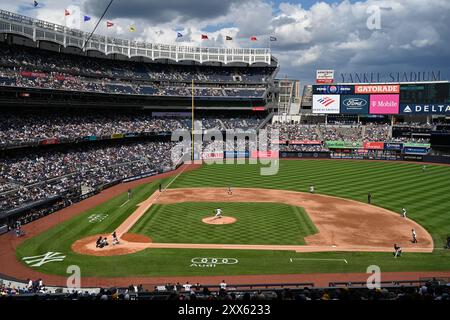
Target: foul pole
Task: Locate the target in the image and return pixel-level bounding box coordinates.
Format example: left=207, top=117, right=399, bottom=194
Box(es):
left=191, top=79, right=195, bottom=162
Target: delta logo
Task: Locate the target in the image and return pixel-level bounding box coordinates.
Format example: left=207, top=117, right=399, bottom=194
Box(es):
left=403, top=106, right=413, bottom=113
left=317, top=96, right=336, bottom=107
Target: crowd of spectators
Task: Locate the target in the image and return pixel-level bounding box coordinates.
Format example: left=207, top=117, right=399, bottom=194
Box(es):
left=0, top=42, right=272, bottom=98
left=0, top=112, right=268, bottom=148
left=0, top=141, right=176, bottom=211
left=2, top=278, right=449, bottom=301
left=319, top=124, right=363, bottom=142
left=0, top=42, right=274, bottom=83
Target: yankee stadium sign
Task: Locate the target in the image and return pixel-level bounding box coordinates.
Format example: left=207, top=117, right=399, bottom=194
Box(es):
left=339, top=71, right=441, bottom=84
left=400, top=104, right=450, bottom=115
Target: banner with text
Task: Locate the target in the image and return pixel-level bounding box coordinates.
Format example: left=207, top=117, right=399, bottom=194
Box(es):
left=289, top=140, right=322, bottom=145
left=316, top=70, right=335, bottom=84
left=340, top=95, right=370, bottom=114
left=325, top=141, right=363, bottom=149
left=400, top=104, right=450, bottom=115
left=384, top=142, right=403, bottom=151
left=355, top=84, right=400, bottom=94
left=312, top=95, right=341, bottom=114
left=313, top=85, right=354, bottom=95
left=363, top=142, right=385, bottom=150
left=369, top=94, right=400, bottom=114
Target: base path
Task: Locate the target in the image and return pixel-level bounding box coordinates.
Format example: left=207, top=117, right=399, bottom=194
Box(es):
left=73, top=187, right=433, bottom=256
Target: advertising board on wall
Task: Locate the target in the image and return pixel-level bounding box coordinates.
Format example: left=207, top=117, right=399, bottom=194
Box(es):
left=289, top=140, right=322, bottom=145
left=363, top=142, right=385, bottom=150
left=384, top=142, right=403, bottom=151
left=312, top=95, right=341, bottom=114
left=316, top=70, right=335, bottom=84
left=400, top=104, right=450, bottom=115
left=313, top=85, right=354, bottom=95
left=340, top=95, right=370, bottom=114
left=355, top=84, right=400, bottom=94
left=369, top=95, right=400, bottom=114
left=404, top=147, right=429, bottom=155
left=403, top=142, right=431, bottom=148
left=325, top=141, right=363, bottom=149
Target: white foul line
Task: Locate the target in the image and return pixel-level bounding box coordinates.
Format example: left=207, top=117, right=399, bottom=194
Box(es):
left=120, top=200, right=130, bottom=207
left=290, top=258, right=348, bottom=264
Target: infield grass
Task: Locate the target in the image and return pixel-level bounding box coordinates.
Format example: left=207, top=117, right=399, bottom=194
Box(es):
left=130, top=202, right=317, bottom=245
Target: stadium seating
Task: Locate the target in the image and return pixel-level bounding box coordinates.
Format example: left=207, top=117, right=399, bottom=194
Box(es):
left=0, top=42, right=274, bottom=99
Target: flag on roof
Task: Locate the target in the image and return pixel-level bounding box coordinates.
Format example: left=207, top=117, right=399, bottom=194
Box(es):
left=64, top=9, right=70, bottom=16
left=270, top=36, right=277, bottom=41
left=177, top=32, right=183, bottom=38
left=106, top=21, right=114, bottom=28
left=33, top=1, right=38, bottom=7
left=83, top=16, right=91, bottom=22
left=250, top=36, right=257, bottom=41
left=129, top=25, right=136, bottom=32
left=201, top=34, right=208, bottom=40
left=225, top=36, right=233, bottom=41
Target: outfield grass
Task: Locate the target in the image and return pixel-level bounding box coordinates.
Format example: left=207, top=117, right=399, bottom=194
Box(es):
left=130, top=202, right=317, bottom=245
left=15, top=160, right=450, bottom=278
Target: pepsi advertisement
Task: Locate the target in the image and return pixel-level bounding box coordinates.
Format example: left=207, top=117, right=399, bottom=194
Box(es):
left=313, top=85, right=354, bottom=95
left=340, top=95, right=370, bottom=114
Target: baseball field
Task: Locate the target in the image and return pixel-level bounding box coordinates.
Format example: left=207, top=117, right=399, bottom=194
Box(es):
left=11, top=160, right=450, bottom=284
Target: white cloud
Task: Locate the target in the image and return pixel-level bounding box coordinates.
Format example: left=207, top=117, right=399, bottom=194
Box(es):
left=0, top=0, right=448, bottom=83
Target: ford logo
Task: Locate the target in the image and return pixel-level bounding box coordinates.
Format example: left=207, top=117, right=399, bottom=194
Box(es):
left=343, top=98, right=368, bottom=108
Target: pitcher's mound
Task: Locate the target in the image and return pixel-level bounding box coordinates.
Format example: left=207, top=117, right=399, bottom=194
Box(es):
left=202, top=216, right=237, bottom=225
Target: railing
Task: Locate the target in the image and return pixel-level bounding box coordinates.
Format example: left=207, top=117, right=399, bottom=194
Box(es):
left=0, top=9, right=273, bottom=65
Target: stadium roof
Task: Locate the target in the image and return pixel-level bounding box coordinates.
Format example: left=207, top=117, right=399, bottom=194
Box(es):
left=0, top=9, right=276, bottom=67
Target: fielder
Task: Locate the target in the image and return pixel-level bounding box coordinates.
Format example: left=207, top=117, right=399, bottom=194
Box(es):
left=309, top=185, right=315, bottom=194
left=227, top=186, right=232, bottom=195
left=401, top=208, right=407, bottom=219
left=412, top=229, right=418, bottom=243
left=393, top=243, right=402, bottom=258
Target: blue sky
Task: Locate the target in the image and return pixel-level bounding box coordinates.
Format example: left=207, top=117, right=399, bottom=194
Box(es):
left=2, top=0, right=450, bottom=85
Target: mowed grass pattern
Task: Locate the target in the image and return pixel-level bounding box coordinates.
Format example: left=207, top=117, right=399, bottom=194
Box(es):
left=15, top=160, right=450, bottom=277
left=171, top=160, right=450, bottom=246
left=130, top=202, right=317, bottom=245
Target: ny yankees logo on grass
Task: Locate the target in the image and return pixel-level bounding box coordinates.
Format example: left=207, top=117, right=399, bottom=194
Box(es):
left=22, top=252, right=66, bottom=267
left=88, top=213, right=108, bottom=223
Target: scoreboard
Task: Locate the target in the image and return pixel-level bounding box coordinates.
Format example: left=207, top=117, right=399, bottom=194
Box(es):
left=312, top=83, right=450, bottom=115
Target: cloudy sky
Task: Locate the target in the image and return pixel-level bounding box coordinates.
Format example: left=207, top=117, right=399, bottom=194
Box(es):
left=3, top=0, right=450, bottom=84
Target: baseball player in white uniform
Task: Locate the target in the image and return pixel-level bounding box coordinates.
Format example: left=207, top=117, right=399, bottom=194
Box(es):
left=214, top=208, right=223, bottom=219
left=412, top=229, right=418, bottom=243
left=401, top=208, right=407, bottom=219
